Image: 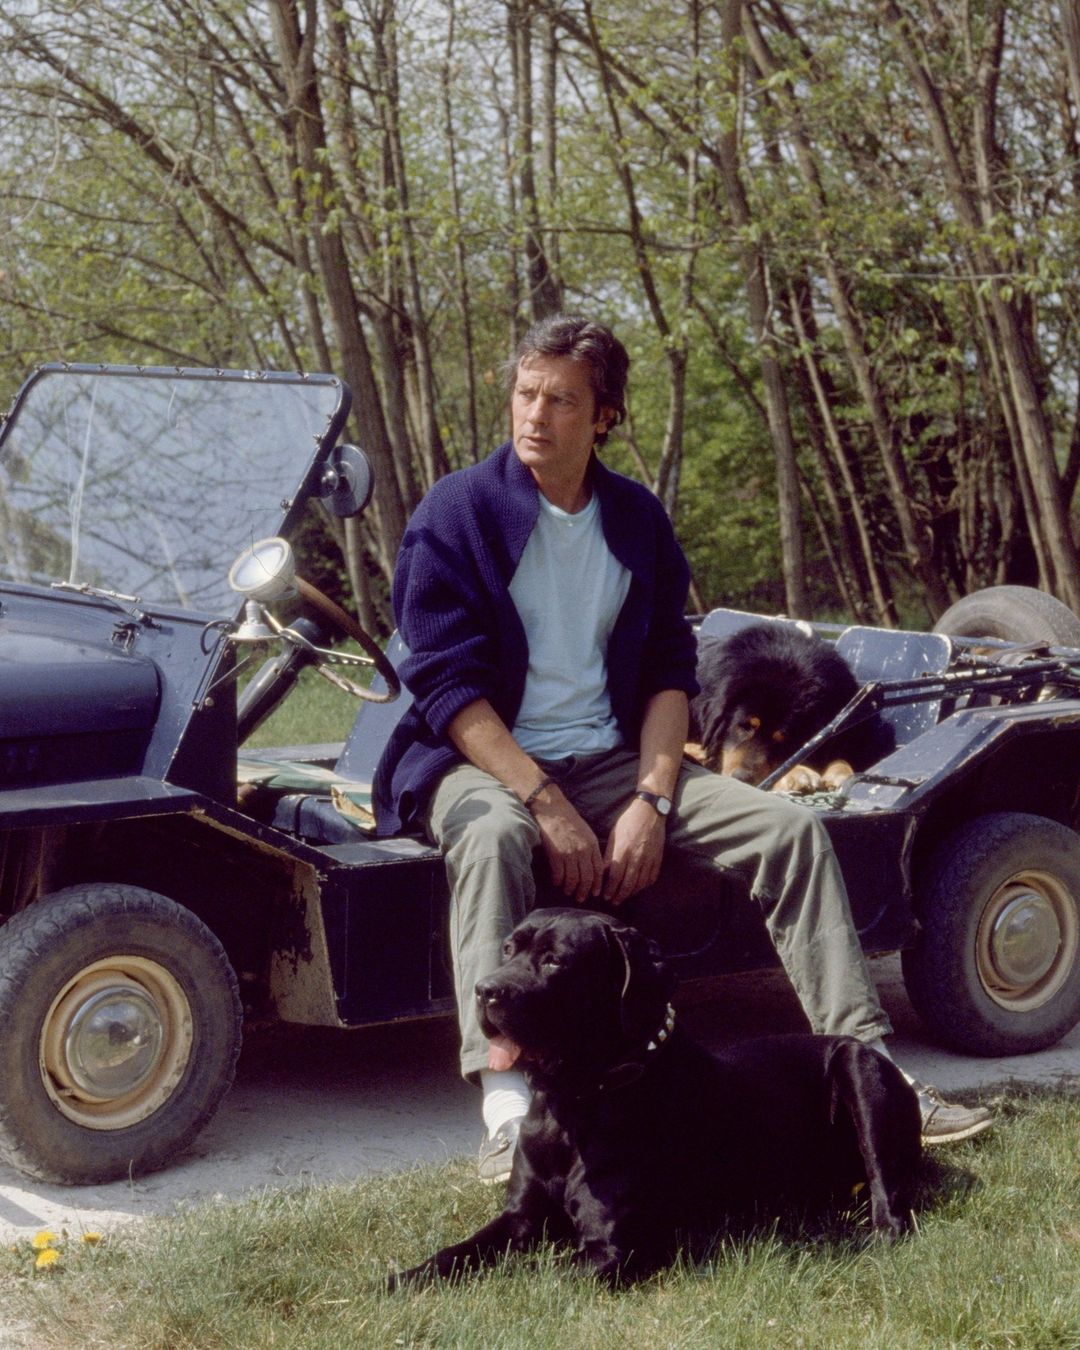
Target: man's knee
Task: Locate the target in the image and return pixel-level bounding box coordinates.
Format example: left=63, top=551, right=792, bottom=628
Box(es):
left=725, top=789, right=828, bottom=866
left=440, top=796, right=539, bottom=874
left=768, top=795, right=830, bottom=853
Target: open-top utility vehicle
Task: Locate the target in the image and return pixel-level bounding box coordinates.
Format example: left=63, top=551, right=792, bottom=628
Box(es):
left=2, top=363, right=1080, bottom=1185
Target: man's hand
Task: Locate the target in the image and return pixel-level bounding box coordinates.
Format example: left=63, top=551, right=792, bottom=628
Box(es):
left=530, top=789, right=605, bottom=903
left=602, top=797, right=666, bottom=905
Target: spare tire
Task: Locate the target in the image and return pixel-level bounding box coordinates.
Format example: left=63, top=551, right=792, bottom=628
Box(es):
left=932, top=585, right=1080, bottom=648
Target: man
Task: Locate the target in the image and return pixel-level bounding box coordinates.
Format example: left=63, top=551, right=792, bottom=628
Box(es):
left=374, top=314, right=991, bottom=1183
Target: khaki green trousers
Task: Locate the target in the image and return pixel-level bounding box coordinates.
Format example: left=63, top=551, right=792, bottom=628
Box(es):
left=426, top=747, right=892, bottom=1080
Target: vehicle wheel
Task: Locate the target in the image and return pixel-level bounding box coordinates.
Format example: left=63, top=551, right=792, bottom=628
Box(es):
left=932, top=585, right=1080, bottom=646
left=902, top=812, right=1080, bottom=1055
left=0, top=883, right=242, bottom=1184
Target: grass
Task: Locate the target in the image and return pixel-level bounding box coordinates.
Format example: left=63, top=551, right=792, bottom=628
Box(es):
left=240, top=658, right=370, bottom=751
left=4, top=1087, right=1080, bottom=1349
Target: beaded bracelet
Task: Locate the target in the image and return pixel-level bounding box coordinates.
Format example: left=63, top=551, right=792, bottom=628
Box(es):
left=522, top=775, right=556, bottom=811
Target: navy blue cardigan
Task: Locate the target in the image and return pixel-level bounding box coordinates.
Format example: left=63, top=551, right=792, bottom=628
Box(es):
left=373, top=441, right=699, bottom=836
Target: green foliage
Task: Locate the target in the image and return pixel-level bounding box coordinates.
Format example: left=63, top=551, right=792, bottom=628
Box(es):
left=241, top=663, right=359, bottom=751
left=2, top=0, right=1079, bottom=616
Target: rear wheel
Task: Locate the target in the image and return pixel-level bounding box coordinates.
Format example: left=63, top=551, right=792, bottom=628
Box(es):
left=0, top=883, right=242, bottom=1183
left=902, top=813, right=1080, bottom=1055
left=932, top=585, right=1080, bottom=647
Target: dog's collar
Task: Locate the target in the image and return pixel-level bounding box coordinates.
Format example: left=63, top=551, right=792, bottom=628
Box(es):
left=594, top=1002, right=677, bottom=1094
left=644, top=1002, right=676, bottom=1055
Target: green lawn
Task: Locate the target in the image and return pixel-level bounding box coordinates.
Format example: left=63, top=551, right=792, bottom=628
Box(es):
left=4, top=1088, right=1079, bottom=1349
left=240, top=656, right=371, bottom=751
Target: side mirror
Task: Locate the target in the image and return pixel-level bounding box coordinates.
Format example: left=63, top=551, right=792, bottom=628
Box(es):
left=317, top=443, right=373, bottom=518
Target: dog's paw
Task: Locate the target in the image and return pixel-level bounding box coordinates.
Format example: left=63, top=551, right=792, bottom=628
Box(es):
left=773, top=760, right=854, bottom=794
left=772, top=764, right=825, bottom=794
left=386, top=1261, right=434, bottom=1292
left=820, top=760, right=854, bottom=790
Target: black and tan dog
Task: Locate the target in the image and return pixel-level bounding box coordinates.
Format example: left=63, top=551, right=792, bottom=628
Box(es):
left=689, top=623, right=864, bottom=792
left=391, top=908, right=921, bottom=1287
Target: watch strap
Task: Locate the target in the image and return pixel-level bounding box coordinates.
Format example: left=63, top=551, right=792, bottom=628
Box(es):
left=634, top=789, right=672, bottom=816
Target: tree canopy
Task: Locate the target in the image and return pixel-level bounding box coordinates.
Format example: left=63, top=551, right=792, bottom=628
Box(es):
left=3, top=0, right=1080, bottom=627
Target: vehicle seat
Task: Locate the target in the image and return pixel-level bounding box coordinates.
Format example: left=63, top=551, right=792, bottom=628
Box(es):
left=335, top=632, right=413, bottom=782
left=834, top=626, right=953, bottom=748
left=696, top=607, right=816, bottom=643
left=237, top=633, right=412, bottom=844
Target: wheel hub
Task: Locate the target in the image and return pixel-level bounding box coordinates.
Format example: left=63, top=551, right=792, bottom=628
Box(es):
left=987, top=888, right=1060, bottom=988
left=58, top=979, right=164, bottom=1100
left=40, top=957, right=193, bottom=1130
left=976, top=870, right=1078, bottom=1012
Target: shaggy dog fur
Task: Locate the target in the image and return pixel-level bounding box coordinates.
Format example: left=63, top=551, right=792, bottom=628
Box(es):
left=391, top=909, right=921, bottom=1287
left=689, top=623, right=867, bottom=788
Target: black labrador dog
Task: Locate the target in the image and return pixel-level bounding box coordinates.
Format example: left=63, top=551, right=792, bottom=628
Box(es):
left=392, top=908, right=921, bottom=1287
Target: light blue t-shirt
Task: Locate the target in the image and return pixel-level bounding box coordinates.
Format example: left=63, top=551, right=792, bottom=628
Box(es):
left=508, top=492, right=631, bottom=759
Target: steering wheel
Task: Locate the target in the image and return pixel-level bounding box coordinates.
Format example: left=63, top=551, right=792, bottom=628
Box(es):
left=288, top=575, right=401, bottom=703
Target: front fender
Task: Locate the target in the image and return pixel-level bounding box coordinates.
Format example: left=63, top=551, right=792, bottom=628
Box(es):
left=840, top=699, right=1080, bottom=819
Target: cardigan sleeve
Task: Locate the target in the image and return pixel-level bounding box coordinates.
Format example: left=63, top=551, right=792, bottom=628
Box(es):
left=391, top=484, right=512, bottom=738
left=634, top=494, right=699, bottom=704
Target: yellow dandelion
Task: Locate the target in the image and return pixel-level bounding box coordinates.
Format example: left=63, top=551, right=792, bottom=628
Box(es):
left=81, top=1232, right=103, bottom=1245
left=35, top=1248, right=60, bottom=1270
left=31, top=1231, right=58, bottom=1250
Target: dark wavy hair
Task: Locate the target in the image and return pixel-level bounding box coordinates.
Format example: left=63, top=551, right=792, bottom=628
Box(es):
left=505, top=314, right=629, bottom=446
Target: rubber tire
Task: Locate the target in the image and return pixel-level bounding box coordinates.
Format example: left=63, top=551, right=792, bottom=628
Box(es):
left=902, top=813, right=1080, bottom=1055
left=932, top=585, right=1080, bottom=647
left=0, top=883, right=242, bottom=1184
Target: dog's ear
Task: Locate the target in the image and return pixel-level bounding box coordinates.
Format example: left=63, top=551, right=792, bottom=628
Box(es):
left=605, top=921, right=675, bottom=1042
left=689, top=685, right=735, bottom=770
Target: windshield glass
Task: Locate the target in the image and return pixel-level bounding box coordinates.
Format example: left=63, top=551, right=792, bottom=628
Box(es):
left=0, top=366, right=346, bottom=616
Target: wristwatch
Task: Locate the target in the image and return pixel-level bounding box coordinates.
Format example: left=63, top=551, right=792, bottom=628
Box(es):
left=634, top=789, right=672, bottom=817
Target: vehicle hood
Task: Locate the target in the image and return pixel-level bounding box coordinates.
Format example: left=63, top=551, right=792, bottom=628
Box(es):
left=0, top=633, right=160, bottom=737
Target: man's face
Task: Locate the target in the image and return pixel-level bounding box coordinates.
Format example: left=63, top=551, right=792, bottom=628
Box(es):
left=510, top=355, right=614, bottom=489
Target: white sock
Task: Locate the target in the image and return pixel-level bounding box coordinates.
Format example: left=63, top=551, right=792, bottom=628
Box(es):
left=480, top=1068, right=531, bottom=1138
left=867, top=1037, right=917, bottom=1088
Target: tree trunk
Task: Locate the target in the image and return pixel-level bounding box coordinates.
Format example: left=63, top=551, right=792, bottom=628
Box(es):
left=785, top=281, right=897, bottom=624
left=269, top=0, right=407, bottom=580
left=509, top=0, right=562, bottom=319
left=441, top=2, right=480, bottom=462
left=582, top=0, right=693, bottom=528
left=882, top=0, right=1080, bottom=613
left=1062, top=0, right=1080, bottom=121
left=715, top=0, right=808, bottom=615
left=744, top=4, right=951, bottom=618
left=371, top=0, right=450, bottom=489
left=321, top=2, right=422, bottom=525
left=539, top=9, right=564, bottom=311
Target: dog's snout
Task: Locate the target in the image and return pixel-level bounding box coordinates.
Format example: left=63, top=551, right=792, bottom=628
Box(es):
left=475, top=977, right=502, bottom=1008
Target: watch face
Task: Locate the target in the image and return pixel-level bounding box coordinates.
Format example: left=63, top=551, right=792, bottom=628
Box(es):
left=656, top=795, right=672, bottom=816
